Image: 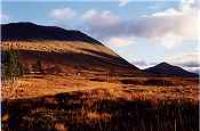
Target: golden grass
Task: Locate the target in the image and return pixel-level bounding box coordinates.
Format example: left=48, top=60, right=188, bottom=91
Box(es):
left=2, top=81, right=199, bottom=131
left=2, top=74, right=199, bottom=105
left=54, top=122, right=68, bottom=131
left=2, top=74, right=199, bottom=131
left=1, top=41, right=118, bottom=57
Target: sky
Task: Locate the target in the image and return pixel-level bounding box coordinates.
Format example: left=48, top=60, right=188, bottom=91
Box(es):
left=1, top=0, right=199, bottom=73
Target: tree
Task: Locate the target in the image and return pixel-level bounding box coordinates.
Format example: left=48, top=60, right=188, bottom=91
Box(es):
left=2, top=49, right=24, bottom=80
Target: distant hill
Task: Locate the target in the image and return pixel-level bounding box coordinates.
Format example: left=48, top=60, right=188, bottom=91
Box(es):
left=144, top=62, right=198, bottom=77
left=1, top=22, right=101, bottom=44
left=1, top=22, right=143, bottom=76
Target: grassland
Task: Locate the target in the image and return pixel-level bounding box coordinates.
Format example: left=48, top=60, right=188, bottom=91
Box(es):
left=2, top=74, right=199, bottom=131
left=1, top=41, right=199, bottom=131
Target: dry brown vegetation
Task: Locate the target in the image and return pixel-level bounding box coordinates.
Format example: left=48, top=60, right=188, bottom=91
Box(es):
left=1, top=41, right=118, bottom=57
left=2, top=74, right=199, bottom=131
left=2, top=75, right=199, bottom=103
left=1, top=41, right=199, bottom=131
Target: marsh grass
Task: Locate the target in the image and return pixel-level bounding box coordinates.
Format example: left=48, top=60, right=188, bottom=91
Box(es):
left=2, top=89, right=198, bottom=131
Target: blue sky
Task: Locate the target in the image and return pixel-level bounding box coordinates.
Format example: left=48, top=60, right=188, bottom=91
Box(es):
left=1, top=0, right=199, bottom=73
left=1, top=1, right=179, bottom=25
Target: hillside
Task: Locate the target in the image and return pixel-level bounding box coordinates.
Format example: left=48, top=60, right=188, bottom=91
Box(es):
left=1, top=22, right=143, bottom=76
left=144, top=62, right=198, bottom=77
left=1, top=22, right=101, bottom=44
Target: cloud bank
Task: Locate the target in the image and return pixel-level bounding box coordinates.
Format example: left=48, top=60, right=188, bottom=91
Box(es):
left=0, top=13, right=10, bottom=24
left=49, top=7, right=77, bottom=20
left=165, top=52, right=200, bottom=73
left=81, top=0, right=198, bottom=49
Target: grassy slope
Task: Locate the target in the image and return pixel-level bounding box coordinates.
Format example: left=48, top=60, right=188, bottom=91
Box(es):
left=1, top=41, right=142, bottom=76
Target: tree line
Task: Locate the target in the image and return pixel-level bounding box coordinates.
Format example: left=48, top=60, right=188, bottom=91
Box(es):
left=2, top=46, right=43, bottom=81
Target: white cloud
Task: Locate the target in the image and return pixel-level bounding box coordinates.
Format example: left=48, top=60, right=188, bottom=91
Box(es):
left=140, top=0, right=198, bottom=48
left=0, top=13, right=9, bottom=24
left=83, top=1, right=198, bottom=49
left=148, top=29, right=195, bottom=49
left=165, top=52, right=200, bottom=73
left=131, top=60, right=158, bottom=69
left=182, top=66, right=200, bottom=73
left=80, top=0, right=198, bottom=50
left=106, top=36, right=135, bottom=47
left=118, top=0, right=129, bottom=6
left=150, top=8, right=183, bottom=17
left=149, top=0, right=197, bottom=17
left=81, top=10, right=135, bottom=48
left=165, top=52, right=200, bottom=66
left=82, top=9, right=120, bottom=27
left=132, top=60, right=149, bottom=69
left=50, top=7, right=76, bottom=20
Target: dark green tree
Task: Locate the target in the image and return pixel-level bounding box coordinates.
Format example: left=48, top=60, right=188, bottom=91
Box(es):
left=2, top=49, right=24, bottom=80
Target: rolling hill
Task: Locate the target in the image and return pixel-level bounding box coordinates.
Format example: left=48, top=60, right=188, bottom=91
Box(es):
left=1, top=22, right=101, bottom=44
left=1, top=22, right=143, bottom=76
left=144, top=62, right=198, bottom=77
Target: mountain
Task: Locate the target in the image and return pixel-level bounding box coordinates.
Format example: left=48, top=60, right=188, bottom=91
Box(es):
left=1, top=22, right=101, bottom=44
left=144, top=62, right=198, bottom=77
left=1, top=22, right=143, bottom=76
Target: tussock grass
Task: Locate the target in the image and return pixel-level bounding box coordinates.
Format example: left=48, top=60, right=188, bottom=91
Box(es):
left=2, top=88, right=199, bottom=131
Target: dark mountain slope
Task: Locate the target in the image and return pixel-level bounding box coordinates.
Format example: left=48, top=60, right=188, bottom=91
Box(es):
left=1, top=22, right=101, bottom=44
left=144, top=62, right=198, bottom=77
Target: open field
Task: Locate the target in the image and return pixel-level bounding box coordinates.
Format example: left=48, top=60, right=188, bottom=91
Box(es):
left=1, top=41, right=199, bottom=131
left=2, top=74, right=199, bottom=131
left=2, top=74, right=199, bottom=102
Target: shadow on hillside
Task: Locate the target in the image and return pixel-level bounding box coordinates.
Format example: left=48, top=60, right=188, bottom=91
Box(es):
left=120, top=77, right=199, bottom=86
left=2, top=90, right=198, bottom=131
left=120, top=79, right=175, bottom=86
left=1, top=49, right=141, bottom=76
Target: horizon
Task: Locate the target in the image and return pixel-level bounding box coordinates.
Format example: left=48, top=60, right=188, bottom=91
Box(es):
left=1, top=0, right=199, bottom=73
